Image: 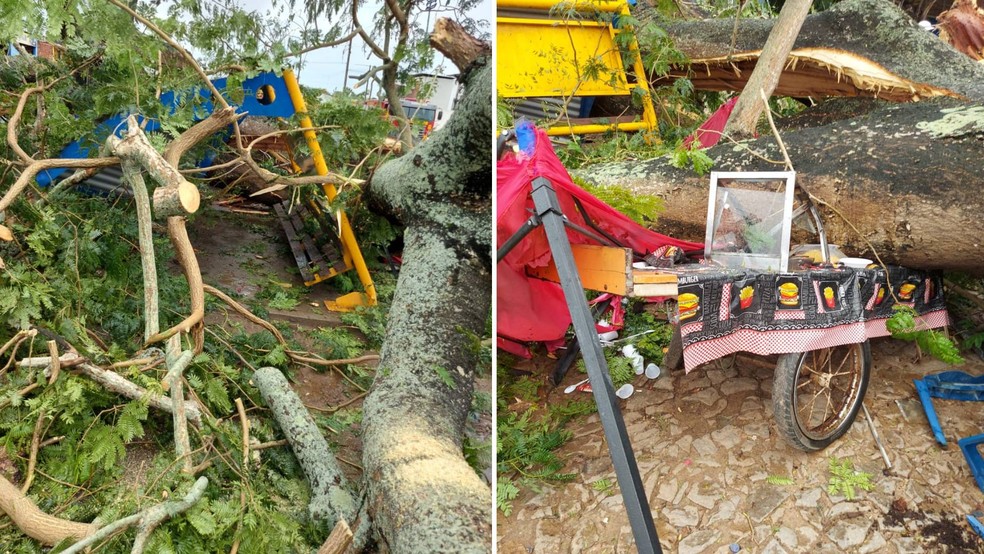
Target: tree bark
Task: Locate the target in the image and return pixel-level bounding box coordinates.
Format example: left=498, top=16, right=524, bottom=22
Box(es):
left=253, top=367, right=356, bottom=530
left=358, top=56, right=492, bottom=552
left=574, top=97, right=984, bottom=274
left=723, top=0, right=814, bottom=138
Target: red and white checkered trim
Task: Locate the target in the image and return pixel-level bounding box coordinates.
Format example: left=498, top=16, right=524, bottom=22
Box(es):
left=681, top=308, right=951, bottom=372
left=683, top=324, right=869, bottom=371
left=773, top=310, right=806, bottom=320
left=720, top=283, right=732, bottom=321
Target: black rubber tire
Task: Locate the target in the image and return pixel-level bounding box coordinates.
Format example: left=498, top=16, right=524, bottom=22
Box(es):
left=772, top=341, right=871, bottom=451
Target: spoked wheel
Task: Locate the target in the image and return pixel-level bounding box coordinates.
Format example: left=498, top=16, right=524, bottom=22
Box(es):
left=772, top=341, right=871, bottom=451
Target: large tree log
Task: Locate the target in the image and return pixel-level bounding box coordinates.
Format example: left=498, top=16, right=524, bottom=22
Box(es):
left=358, top=53, right=492, bottom=553
left=575, top=97, right=984, bottom=274
left=643, top=0, right=984, bottom=103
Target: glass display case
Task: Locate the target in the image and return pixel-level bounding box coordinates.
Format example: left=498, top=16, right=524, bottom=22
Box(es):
left=703, top=171, right=796, bottom=272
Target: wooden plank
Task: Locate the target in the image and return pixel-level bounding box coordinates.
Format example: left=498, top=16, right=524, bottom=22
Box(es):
left=630, top=270, right=678, bottom=297
left=630, top=282, right=679, bottom=298
left=274, top=203, right=315, bottom=283
left=526, top=244, right=632, bottom=295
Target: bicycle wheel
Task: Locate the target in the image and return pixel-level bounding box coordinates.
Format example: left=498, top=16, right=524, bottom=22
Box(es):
left=772, top=341, right=871, bottom=451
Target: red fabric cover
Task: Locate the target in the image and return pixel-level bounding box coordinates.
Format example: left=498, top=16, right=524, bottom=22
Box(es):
left=683, top=97, right=738, bottom=149
left=497, top=128, right=703, bottom=344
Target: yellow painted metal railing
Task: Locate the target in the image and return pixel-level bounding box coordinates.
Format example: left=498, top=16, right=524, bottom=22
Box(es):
left=282, top=69, right=377, bottom=311
left=496, top=0, right=657, bottom=137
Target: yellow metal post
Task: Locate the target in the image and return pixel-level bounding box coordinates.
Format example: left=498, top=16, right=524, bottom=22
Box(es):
left=282, top=69, right=377, bottom=311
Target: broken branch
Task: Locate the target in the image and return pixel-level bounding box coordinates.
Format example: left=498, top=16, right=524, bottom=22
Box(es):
left=79, top=363, right=202, bottom=425
left=60, top=476, right=209, bottom=554
left=253, top=367, right=356, bottom=529
left=0, top=473, right=95, bottom=545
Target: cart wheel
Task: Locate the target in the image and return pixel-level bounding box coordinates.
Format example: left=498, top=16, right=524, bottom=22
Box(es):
left=772, top=341, right=871, bottom=451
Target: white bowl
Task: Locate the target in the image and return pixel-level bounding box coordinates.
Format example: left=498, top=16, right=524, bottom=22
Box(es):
left=840, top=257, right=873, bottom=269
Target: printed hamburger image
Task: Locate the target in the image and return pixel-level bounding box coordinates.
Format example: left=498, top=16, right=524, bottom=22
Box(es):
left=776, top=277, right=802, bottom=310
left=677, top=284, right=703, bottom=322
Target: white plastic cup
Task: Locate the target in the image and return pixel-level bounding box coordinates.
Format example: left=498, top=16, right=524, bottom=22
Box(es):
left=598, top=331, right=618, bottom=342
left=645, top=363, right=661, bottom=379
left=615, top=383, right=634, bottom=399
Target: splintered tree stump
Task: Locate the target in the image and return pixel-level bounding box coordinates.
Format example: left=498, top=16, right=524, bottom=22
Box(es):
left=253, top=367, right=355, bottom=529
left=430, top=18, right=491, bottom=71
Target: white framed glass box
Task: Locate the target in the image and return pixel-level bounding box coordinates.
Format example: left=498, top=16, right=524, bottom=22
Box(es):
left=704, top=171, right=796, bottom=272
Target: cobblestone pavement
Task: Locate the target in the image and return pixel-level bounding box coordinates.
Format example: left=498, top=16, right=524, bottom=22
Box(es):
left=497, top=338, right=984, bottom=553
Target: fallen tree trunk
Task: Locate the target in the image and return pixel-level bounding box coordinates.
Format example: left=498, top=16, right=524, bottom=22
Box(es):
left=575, top=97, right=984, bottom=274
left=357, top=20, right=492, bottom=552
left=642, top=0, right=984, bottom=103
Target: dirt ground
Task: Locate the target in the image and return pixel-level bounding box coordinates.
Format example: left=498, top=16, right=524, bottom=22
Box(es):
left=497, top=338, right=984, bottom=553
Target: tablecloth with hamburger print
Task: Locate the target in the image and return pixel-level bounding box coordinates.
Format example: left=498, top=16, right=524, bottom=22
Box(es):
left=674, top=265, right=949, bottom=372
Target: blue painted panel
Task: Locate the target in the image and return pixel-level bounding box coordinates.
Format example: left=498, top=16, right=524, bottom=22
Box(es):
left=37, top=71, right=296, bottom=186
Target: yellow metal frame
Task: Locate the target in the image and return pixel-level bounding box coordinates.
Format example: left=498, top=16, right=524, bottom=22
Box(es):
left=282, top=69, right=378, bottom=312
left=496, top=0, right=657, bottom=136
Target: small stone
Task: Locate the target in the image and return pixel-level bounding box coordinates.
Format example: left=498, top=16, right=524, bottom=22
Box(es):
left=827, top=518, right=873, bottom=549
left=859, top=531, right=887, bottom=554
left=706, top=498, right=738, bottom=525
left=664, top=505, right=700, bottom=527
left=775, top=526, right=797, bottom=549
left=678, top=529, right=720, bottom=554
left=759, top=538, right=789, bottom=554
left=687, top=386, right=721, bottom=406
left=711, top=424, right=742, bottom=449
left=533, top=520, right=563, bottom=552
left=657, top=479, right=679, bottom=503
left=687, top=482, right=718, bottom=510
left=693, top=436, right=717, bottom=457
left=746, top=486, right=789, bottom=522
left=720, top=378, right=758, bottom=395
left=795, top=488, right=822, bottom=508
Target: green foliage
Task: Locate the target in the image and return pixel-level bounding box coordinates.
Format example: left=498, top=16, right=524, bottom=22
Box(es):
left=496, top=355, right=601, bottom=514
left=311, top=326, right=365, bottom=360
left=497, top=94, right=516, bottom=131
left=622, top=301, right=675, bottom=364
left=670, top=140, right=715, bottom=175
left=557, top=132, right=668, bottom=170
left=827, top=457, right=874, bottom=500
left=887, top=305, right=964, bottom=364
left=767, top=475, right=795, bottom=486
left=432, top=365, right=456, bottom=388
left=497, top=407, right=577, bottom=485
left=572, top=176, right=665, bottom=227
left=496, top=480, right=521, bottom=517
left=591, top=478, right=617, bottom=495
left=340, top=305, right=388, bottom=349
left=259, top=282, right=302, bottom=311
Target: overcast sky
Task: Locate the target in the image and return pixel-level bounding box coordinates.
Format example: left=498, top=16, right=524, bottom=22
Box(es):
left=233, top=0, right=492, bottom=93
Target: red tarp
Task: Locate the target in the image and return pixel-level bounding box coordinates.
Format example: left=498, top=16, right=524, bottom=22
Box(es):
left=497, top=126, right=703, bottom=346
left=683, top=97, right=738, bottom=150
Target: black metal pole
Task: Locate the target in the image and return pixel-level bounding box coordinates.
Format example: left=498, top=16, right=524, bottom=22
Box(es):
left=496, top=214, right=540, bottom=263
left=530, top=176, right=662, bottom=553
